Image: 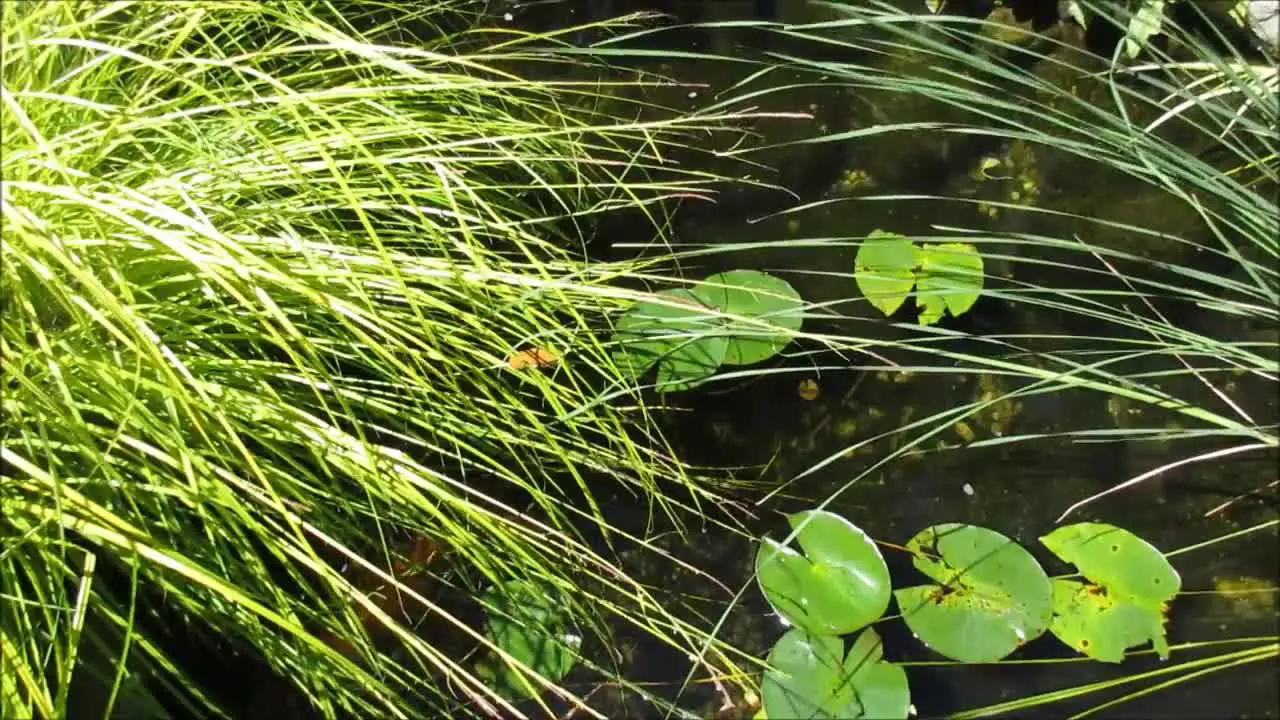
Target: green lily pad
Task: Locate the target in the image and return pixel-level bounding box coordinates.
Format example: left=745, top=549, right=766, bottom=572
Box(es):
left=1049, top=578, right=1170, bottom=662
left=845, top=628, right=912, bottom=719
left=1039, top=523, right=1180, bottom=607
left=691, top=270, right=803, bottom=365
left=914, top=243, right=984, bottom=326
left=894, top=524, right=1053, bottom=662
left=611, top=288, right=727, bottom=392
left=1040, top=523, right=1178, bottom=662
left=756, top=510, right=891, bottom=635
left=475, top=581, right=581, bottom=699
left=761, top=627, right=910, bottom=720
left=854, top=230, right=916, bottom=316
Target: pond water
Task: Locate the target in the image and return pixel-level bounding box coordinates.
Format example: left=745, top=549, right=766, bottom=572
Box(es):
left=498, top=1, right=1279, bottom=718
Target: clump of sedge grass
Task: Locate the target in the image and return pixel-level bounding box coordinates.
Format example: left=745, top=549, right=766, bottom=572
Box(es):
left=1, top=2, right=771, bottom=717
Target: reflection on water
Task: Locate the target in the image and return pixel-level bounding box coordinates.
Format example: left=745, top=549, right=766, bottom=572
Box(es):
left=499, top=1, right=1279, bottom=718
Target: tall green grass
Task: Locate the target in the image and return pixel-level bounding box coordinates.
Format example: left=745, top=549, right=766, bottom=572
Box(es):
left=0, top=2, right=771, bottom=718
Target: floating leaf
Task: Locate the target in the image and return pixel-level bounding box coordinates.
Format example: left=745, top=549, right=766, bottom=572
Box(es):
left=761, top=630, right=848, bottom=720
left=1125, top=0, right=1167, bottom=58
left=854, top=230, right=916, bottom=316
left=653, top=333, right=727, bottom=392
left=475, top=581, right=581, bottom=699
left=761, top=628, right=910, bottom=720
left=506, top=346, right=559, bottom=370
left=610, top=288, right=726, bottom=392
left=854, top=233, right=985, bottom=325
left=1049, top=579, right=1169, bottom=662
left=845, top=629, right=912, bottom=720
left=1040, top=523, right=1178, bottom=661
left=692, top=270, right=804, bottom=365
left=756, top=510, right=891, bottom=635
left=1039, top=523, right=1180, bottom=606
left=895, top=524, right=1052, bottom=662
left=915, top=243, right=984, bottom=326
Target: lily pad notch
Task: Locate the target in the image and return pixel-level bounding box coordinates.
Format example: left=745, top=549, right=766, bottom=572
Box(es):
left=1040, top=522, right=1181, bottom=662
left=853, top=230, right=984, bottom=326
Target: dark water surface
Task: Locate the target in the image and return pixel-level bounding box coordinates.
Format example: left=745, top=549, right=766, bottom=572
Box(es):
left=498, top=1, right=1279, bottom=718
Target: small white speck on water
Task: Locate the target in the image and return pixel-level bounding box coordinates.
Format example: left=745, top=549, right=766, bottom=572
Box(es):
left=688, top=90, right=698, bottom=98
left=963, top=482, right=975, bottom=496
left=503, top=12, right=513, bottom=21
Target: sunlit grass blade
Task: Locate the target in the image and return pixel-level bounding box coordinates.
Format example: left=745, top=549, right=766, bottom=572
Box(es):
left=0, top=2, right=783, bottom=717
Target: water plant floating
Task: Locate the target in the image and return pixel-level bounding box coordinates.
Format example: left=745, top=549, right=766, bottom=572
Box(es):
left=610, top=271, right=803, bottom=392
left=755, top=510, right=892, bottom=635
left=1041, top=522, right=1181, bottom=662
left=750, top=509, right=1192, bottom=720
left=475, top=580, right=582, bottom=699
left=690, top=269, right=805, bottom=365
left=914, top=243, right=986, bottom=325
left=610, top=288, right=727, bottom=392
left=893, top=523, right=1053, bottom=663
left=761, top=627, right=910, bottom=720
left=852, top=230, right=917, bottom=317
left=853, top=230, right=984, bottom=325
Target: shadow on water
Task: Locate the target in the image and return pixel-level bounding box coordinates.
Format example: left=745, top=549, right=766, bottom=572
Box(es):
left=498, top=1, right=1279, bottom=718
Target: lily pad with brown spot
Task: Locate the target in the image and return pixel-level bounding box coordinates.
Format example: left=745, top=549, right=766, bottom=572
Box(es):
left=894, top=524, right=1053, bottom=662
left=1039, top=522, right=1180, bottom=606
left=1048, top=578, right=1169, bottom=662
left=1040, top=523, right=1179, bottom=660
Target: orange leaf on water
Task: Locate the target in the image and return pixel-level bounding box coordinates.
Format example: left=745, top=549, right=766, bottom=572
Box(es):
left=506, top=346, right=560, bottom=370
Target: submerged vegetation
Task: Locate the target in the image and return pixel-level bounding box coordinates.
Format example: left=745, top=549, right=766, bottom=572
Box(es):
left=2, top=0, right=1276, bottom=718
